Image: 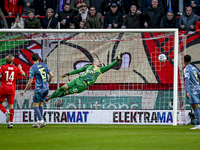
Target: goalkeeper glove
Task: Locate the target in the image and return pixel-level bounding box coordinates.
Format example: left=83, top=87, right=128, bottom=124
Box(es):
left=117, top=52, right=122, bottom=61
left=60, top=73, right=69, bottom=80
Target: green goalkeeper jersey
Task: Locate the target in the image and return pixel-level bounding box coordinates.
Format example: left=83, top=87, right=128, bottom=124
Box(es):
left=69, top=60, right=118, bottom=86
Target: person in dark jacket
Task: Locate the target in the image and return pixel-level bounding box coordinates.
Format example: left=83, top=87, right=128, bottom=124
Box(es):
left=41, top=8, right=58, bottom=29
left=144, top=0, right=165, bottom=28
left=122, top=5, right=144, bottom=28
left=33, top=0, right=58, bottom=17
left=90, top=0, right=105, bottom=15
left=24, top=10, right=41, bottom=29
left=58, top=3, right=75, bottom=29
left=124, top=0, right=142, bottom=14
left=22, top=0, right=35, bottom=16
left=160, top=11, right=179, bottom=28
left=179, top=6, right=199, bottom=31
left=105, top=0, right=126, bottom=15
left=86, top=7, right=104, bottom=28
left=104, top=3, right=123, bottom=28
left=142, top=0, right=162, bottom=12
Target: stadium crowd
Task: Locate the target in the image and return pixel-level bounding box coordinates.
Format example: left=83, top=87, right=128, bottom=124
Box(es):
left=0, top=0, right=199, bottom=31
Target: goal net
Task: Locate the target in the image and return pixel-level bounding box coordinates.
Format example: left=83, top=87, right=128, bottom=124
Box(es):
left=0, top=29, right=188, bottom=125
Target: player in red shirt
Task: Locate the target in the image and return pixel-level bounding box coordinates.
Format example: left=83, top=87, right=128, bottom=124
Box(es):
left=0, top=54, right=26, bottom=128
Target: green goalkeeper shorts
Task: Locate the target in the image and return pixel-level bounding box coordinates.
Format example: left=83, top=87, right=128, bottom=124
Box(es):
left=66, top=77, right=88, bottom=94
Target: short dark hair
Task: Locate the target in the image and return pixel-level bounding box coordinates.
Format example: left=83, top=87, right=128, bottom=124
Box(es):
left=64, top=3, right=70, bottom=7
left=32, top=53, right=40, bottom=61
left=184, top=55, right=191, bottom=62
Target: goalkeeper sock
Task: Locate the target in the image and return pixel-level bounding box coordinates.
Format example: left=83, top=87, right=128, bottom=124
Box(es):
left=39, top=106, right=43, bottom=115
left=9, top=109, right=14, bottom=122
left=49, top=86, right=66, bottom=100
left=0, top=104, right=7, bottom=114
left=194, top=109, right=200, bottom=125
left=34, top=107, right=42, bottom=121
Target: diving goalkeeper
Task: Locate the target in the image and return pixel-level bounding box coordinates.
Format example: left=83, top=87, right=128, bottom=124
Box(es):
left=45, top=52, right=122, bottom=101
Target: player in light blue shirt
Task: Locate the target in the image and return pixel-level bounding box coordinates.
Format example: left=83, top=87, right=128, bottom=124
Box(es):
left=21, top=53, right=53, bottom=128
left=184, top=55, right=200, bottom=129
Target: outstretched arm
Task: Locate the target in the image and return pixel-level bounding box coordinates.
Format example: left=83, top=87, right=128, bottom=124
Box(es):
left=100, top=52, right=122, bottom=73
left=60, top=65, right=89, bottom=79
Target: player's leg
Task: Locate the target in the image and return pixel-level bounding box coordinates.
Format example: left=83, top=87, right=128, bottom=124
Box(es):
left=46, top=78, right=77, bottom=101
left=190, top=94, right=200, bottom=129
left=7, top=94, right=15, bottom=128
left=0, top=93, right=7, bottom=114
left=32, top=92, right=44, bottom=128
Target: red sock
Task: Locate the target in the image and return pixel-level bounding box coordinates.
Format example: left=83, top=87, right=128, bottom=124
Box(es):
left=9, top=109, right=14, bottom=122
left=0, top=104, right=7, bottom=114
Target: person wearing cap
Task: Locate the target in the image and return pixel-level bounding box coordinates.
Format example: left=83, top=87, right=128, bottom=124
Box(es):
left=104, top=3, right=123, bottom=28
left=70, top=0, right=90, bottom=15
left=86, top=6, right=104, bottom=28
left=105, top=0, right=126, bottom=15
left=75, top=2, right=89, bottom=27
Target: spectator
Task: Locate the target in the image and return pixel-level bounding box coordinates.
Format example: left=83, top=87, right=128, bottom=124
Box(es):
left=70, top=0, right=90, bottom=15
left=0, top=8, right=8, bottom=29
left=122, top=5, right=144, bottom=28
left=0, top=0, right=6, bottom=15
left=22, top=0, right=35, bottom=16
left=86, top=7, right=104, bottom=28
left=144, top=0, right=165, bottom=28
left=75, top=2, right=89, bottom=27
left=4, top=0, right=23, bottom=16
left=56, top=0, right=71, bottom=18
left=90, top=0, right=105, bottom=15
left=179, top=6, right=199, bottom=31
left=162, top=0, right=178, bottom=14
left=24, top=10, right=41, bottom=28
left=41, top=8, right=58, bottom=29
left=79, top=20, right=86, bottom=28
left=69, top=22, right=75, bottom=28
left=105, top=0, right=126, bottom=15
left=160, top=11, right=179, bottom=28
left=58, top=3, right=75, bottom=29
left=104, top=3, right=123, bottom=29
left=142, top=0, right=162, bottom=12
left=33, top=0, right=59, bottom=17
left=185, top=0, right=200, bottom=16
left=195, top=21, right=200, bottom=33
left=124, top=0, right=142, bottom=14
left=11, top=13, right=24, bottom=29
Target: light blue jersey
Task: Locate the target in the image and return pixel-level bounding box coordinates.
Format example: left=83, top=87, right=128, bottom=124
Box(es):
left=184, top=64, right=200, bottom=104
left=29, top=62, right=51, bottom=102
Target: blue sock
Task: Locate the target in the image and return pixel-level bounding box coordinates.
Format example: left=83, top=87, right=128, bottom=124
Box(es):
left=194, top=109, right=200, bottom=125
left=39, top=106, right=43, bottom=116
left=34, top=107, right=42, bottom=121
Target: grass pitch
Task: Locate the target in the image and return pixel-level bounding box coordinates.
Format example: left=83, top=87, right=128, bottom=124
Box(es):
left=0, top=124, right=200, bottom=150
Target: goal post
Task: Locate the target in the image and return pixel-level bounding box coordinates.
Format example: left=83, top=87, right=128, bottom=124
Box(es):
left=0, top=29, right=184, bottom=125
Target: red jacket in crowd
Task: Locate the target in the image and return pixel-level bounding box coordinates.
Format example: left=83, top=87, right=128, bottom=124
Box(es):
left=196, top=21, right=200, bottom=33
left=4, top=0, right=23, bottom=15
